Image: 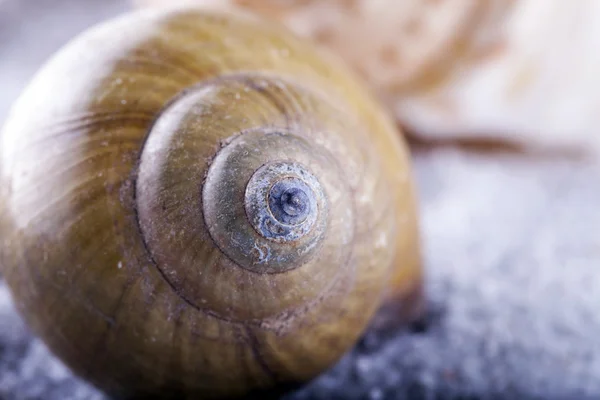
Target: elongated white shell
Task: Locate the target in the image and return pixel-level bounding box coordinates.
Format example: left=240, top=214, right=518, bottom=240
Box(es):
left=134, top=0, right=600, bottom=153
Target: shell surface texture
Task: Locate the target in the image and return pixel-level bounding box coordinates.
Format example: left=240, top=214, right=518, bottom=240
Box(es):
left=0, top=7, right=421, bottom=399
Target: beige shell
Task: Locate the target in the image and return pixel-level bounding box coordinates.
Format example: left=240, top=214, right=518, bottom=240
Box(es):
left=134, top=0, right=600, bottom=154
left=132, top=0, right=490, bottom=93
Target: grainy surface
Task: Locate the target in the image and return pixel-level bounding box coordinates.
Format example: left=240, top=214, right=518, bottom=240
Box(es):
left=1, top=1, right=600, bottom=400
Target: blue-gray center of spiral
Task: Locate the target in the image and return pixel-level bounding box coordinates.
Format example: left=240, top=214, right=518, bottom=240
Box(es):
left=268, top=180, right=312, bottom=225
left=245, top=162, right=323, bottom=243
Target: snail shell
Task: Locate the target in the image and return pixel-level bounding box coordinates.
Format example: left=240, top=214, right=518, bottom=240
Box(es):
left=0, top=8, right=421, bottom=399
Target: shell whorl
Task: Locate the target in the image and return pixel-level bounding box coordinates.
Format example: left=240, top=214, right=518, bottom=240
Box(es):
left=136, top=74, right=356, bottom=320
left=203, top=132, right=330, bottom=273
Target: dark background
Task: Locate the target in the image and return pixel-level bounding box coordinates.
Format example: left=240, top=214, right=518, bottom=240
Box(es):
left=1, top=1, right=599, bottom=399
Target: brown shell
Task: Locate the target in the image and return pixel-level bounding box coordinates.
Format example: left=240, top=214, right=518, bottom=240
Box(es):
left=0, top=8, right=421, bottom=399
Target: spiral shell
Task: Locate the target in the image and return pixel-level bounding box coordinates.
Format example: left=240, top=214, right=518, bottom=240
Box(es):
left=0, top=8, right=421, bottom=399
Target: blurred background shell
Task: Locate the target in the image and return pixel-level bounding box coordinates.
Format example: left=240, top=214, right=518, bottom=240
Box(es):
left=134, top=0, right=600, bottom=154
